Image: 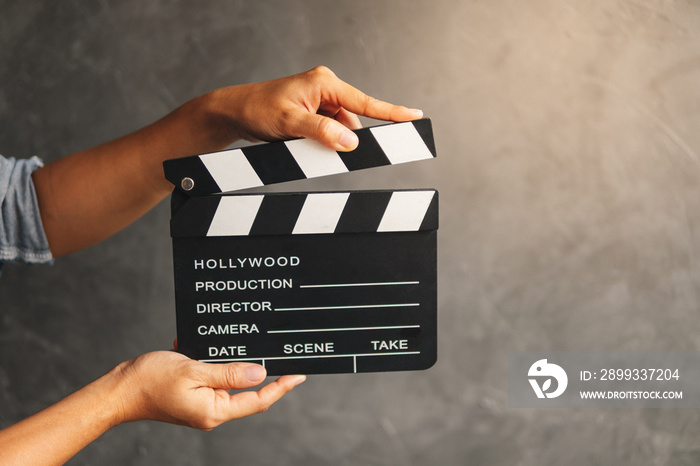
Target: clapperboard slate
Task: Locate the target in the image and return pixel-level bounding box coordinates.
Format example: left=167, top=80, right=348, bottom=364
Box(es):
left=164, top=118, right=438, bottom=375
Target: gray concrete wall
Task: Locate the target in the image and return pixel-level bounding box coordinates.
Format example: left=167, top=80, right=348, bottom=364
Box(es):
left=1, top=1, right=699, bottom=464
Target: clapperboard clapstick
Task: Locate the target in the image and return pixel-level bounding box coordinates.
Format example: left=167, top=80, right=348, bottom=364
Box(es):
left=165, top=119, right=439, bottom=375
left=164, top=119, right=436, bottom=196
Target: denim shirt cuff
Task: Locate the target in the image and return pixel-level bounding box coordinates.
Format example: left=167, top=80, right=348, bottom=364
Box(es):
left=0, top=156, right=54, bottom=271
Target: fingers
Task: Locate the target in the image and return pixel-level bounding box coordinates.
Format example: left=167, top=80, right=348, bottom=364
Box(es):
left=114, top=351, right=306, bottom=430
left=300, top=113, right=360, bottom=151
left=226, top=375, right=307, bottom=420
left=201, top=362, right=269, bottom=390
left=294, top=66, right=423, bottom=151
left=313, top=67, right=422, bottom=122
left=338, top=86, right=424, bottom=123
left=333, top=107, right=362, bottom=131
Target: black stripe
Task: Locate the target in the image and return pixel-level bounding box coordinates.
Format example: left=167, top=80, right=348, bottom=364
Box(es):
left=242, top=142, right=306, bottom=186
left=170, top=195, right=221, bottom=238
left=335, top=191, right=393, bottom=234
left=170, top=188, right=190, bottom=216
left=412, top=118, right=437, bottom=158
left=163, top=119, right=436, bottom=195
left=419, top=190, right=439, bottom=231
left=162, top=156, right=222, bottom=197
left=337, top=126, right=390, bottom=171
left=170, top=189, right=438, bottom=238
left=249, top=193, right=307, bottom=236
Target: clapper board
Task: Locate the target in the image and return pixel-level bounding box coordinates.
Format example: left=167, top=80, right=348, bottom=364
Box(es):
left=164, top=118, right=438, bottom=375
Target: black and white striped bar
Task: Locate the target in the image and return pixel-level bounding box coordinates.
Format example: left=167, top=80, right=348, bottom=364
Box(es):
left=170, top=189, right=438, bottom=375
left=163, top=119, right=436, bottom=196
left=171, top=189, right=438, bottom=238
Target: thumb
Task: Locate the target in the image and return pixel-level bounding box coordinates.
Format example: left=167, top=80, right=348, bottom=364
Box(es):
left=300, top=113, right=359, bottom=152
left=202, top=362, right=267, bottom=389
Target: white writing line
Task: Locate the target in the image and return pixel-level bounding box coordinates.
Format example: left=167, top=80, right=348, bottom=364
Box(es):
left=199, top=351, right=421, bottom=363
left=267, top=324, right=420, bottom=334
left=275, top=303, right=419, bottom=312
left=299, top=281, right=419, bottom=289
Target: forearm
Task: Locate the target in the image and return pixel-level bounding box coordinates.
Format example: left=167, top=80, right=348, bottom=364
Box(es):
left=0, top=371, right=123, bottom=466
left=29, top=67, right=422, bottom=258
left=31, top=92, right=234, bottom=257
left=0, top=352, right=303, bottom=465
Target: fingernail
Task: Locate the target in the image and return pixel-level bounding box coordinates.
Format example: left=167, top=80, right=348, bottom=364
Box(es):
left=339, top=130, right=359, bottom=150
left=407, top=108, right=424, bottom=119
left=246, top=365, right=266, bottom=381
left=292, top=375, right=307, bottom=387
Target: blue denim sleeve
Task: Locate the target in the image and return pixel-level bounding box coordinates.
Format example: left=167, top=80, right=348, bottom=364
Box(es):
left=0, top=155, right=53, bottom=273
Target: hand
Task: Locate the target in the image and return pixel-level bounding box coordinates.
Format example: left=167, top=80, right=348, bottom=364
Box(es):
left=32, top=66, right=422, bottom=258
left=207, top=65, right=424, bottom=151
left=111, top=351, right=305, bottom=430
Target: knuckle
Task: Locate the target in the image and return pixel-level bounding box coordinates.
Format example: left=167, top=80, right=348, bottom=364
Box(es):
left=180, top=362, right=203, bottom=381
left=277, top=109, right=296, bottom=134
left=193, top=406, right=224, bottom=431
left=314, top=117, right=339, bottom=143
left=199, top=419, right=219, bottom=431
left=222, top=365, right=244, bottom=387
left=306, top=66, right=337, bottom=88
left=310, top=65, right=334, bottom=77
left=360, top=94, right=375, bottom=114
left=315, top=116, right=333, bottom=136
left=191, top=419, right=215, bottom=431
left=255, top=401, right=271, bottom=414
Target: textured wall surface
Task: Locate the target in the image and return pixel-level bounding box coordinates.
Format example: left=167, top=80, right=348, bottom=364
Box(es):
left=1, top=1, right=700, bottom=464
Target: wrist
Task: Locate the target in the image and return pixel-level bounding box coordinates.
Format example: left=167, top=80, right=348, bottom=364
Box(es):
left=134, top=91, right=241, bottom=196
left=195, top=87, right=245, bottom=147
left=96, top=361, right=144, bottom=427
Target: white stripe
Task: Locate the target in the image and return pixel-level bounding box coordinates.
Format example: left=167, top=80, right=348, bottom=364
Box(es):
left=285, top=138, right=349, bottom=179
left=299, top=281, right=419, bottom=288
left=199, top=149, right=263, bottom=192
left=199, top=351, right=421, bottom=363
left=292, top=192, right=350, bottom=234
left=377, top=191, right=435, bottom=232
left=275, top=303, right=420, bottom=311
left=369, top=122, right=434, bottom=164
left=268, top=325, right=420, bottom=334
left=207, top=195, right=264, bottom=236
